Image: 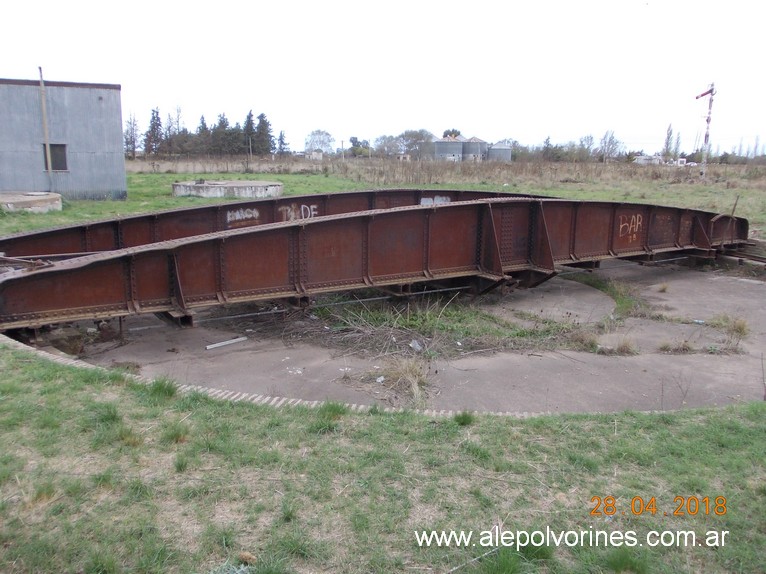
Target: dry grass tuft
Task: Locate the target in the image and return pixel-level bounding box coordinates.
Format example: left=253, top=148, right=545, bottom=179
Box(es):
left=346, top=357, right=433, bottom=408
left=707, top=314, right=750, bottom=350
left=658, top=340, right=694, bottom=354
left=568, top=329, right=600, bottom=352
left=616, top=338, right=639, bottom=355
left=598, top=338, right=639, bottom=356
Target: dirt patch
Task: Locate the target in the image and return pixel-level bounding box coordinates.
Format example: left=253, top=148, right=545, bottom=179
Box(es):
left=68, top=261, right=766, bottom=415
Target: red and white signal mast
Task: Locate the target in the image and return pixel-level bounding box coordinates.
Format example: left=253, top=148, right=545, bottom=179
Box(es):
left=696, top=83, right=715, bottom=179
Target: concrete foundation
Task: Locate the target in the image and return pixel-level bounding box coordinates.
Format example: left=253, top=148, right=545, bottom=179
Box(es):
left=172, top=180, right=283, bottom=199
left=0, top=192, right=63, bottom=213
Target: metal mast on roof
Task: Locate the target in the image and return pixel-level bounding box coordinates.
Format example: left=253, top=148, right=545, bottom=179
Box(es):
left=695, top=83, right=715, bottom=179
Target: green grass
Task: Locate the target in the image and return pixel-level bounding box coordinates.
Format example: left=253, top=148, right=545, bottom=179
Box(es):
left=0, top=347, right=763, bottom=573
left=454, top=411, right=476, bottom=427
left=564, top=274, right=650, bottom=319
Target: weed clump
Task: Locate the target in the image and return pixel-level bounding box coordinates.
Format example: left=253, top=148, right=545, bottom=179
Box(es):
left=659, top=340, right=693, bottom=354
left=707, top=314, right=750, bottom=351
left=308, top=401, right=349, bottom=434
left=454, top=411, right=476, bottom=426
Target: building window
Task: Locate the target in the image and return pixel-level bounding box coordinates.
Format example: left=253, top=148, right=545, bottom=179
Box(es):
left=42, top=144, right=68, bottom=171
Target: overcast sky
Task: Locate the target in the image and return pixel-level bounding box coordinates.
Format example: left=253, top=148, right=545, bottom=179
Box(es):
left=4, top=0, right=763, bottom=155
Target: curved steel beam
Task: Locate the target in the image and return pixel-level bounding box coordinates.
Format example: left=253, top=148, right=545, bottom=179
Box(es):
left=0, top=195, right=749, bottom=330
left=0, top=189, right=534, bottom=259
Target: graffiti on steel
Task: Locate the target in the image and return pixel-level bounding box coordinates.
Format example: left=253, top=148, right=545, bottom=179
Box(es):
left=618, top=213, right=643, bottom=243
left=278, top=203, right=320, bottom=221
left=419, top=195, right=451, bottom=206
left=226, top=207, right=261, bottom=226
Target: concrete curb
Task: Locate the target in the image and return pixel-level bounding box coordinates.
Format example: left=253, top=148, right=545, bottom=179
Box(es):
left=0, top=334, right=550, bottom=419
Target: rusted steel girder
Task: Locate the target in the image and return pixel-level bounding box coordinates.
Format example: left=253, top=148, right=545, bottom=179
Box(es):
left=0, top=189, right=523, bottom=259
left=0, top=196, right=748, bottom=330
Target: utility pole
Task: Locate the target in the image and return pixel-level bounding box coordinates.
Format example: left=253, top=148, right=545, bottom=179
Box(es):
left=39, top=67, right=53, bottom=190
left=695, top=83, right=715, bottom=179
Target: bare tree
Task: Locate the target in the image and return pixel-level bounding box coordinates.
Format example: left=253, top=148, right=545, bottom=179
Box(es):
left=123, top=113, right=139, bottom=159
left=399, top=129, right=434, bottom=159
left=162, top=110, right=180, bottom=156
left=598, top=131, right=622, bottom=163
left=305, top=129, right=334, bottom=153
left=578, top=135, right=594, bottom=162
left=662, top=124, right=673, bottom=161
left=374, top=135, right=402, bottom=156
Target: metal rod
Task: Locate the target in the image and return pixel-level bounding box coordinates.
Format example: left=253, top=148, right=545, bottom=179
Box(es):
left=556, top=256, right=691, bottom=276
left=197, top=286, right=472, bottom=324
left=315, top=295, right=392, bottom=308
left=196, top=308, right=288, bottom=324
left=314, top=286, right=470, bottom=308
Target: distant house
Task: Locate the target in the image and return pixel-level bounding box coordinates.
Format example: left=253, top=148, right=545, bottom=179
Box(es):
left=0, top=77, right=126, bottom=199
left=633, top=154, right=662, bottom=166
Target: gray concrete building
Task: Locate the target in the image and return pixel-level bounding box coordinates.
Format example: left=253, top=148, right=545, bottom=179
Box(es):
left=0, top=78, right=126, bottom=199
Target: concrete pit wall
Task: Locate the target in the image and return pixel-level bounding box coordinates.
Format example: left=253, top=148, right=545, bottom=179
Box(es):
left=172, top=180, right=283, bottom=199
left=0, top=192, right=62, bottom=213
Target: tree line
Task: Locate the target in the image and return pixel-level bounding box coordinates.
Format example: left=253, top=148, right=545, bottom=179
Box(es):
left=309, top=128, right=720, bottom=164
left=125, top=111, right=764, bottom=165
left=123, top=108, right=289, bottom=159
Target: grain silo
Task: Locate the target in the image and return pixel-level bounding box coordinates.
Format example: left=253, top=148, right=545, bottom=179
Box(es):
left=487, top=142, right=512, bottom=162
left=434, top=136, right=465, bottom=162
left=463, top=137, right=488, bottom=162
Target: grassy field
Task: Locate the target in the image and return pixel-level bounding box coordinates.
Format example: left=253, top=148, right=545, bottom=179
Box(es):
left=0, top=159, right=764, bottom=236
left=0, top=173, right=366, bottom=236
left=0, top=347, right=763, bottom=574
left=1, top=163, right=765, bottom=573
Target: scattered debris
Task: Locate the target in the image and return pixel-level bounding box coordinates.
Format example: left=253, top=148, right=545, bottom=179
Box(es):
left=205, top=336, right=247, bottom=350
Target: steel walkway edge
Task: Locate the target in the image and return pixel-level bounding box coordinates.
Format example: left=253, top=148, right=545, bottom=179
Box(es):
left=0, top=193, right=749, bottom=330
left=0, top=188, right=529, bottom=259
